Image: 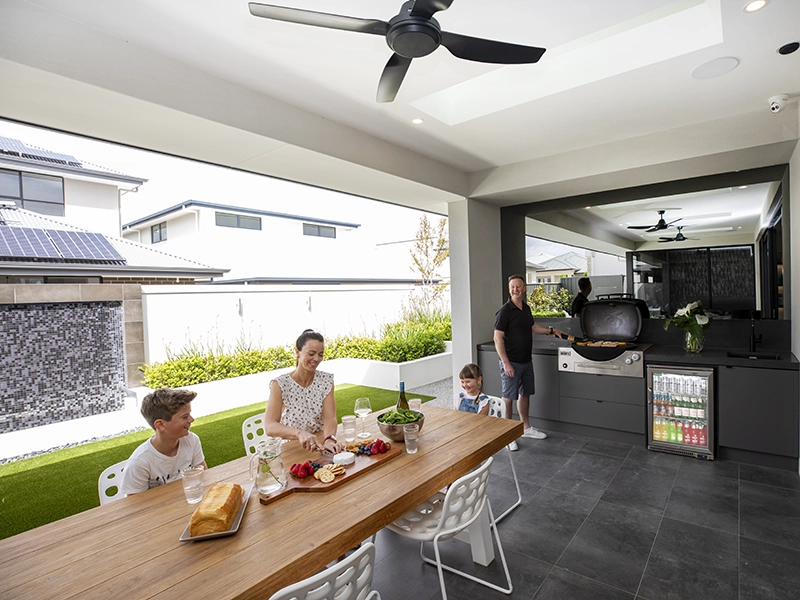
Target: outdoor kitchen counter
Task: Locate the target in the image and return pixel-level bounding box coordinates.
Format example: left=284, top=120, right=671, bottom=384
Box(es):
left=643, top=346, right=799, bottom=370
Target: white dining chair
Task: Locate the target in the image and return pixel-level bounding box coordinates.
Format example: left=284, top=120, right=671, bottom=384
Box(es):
left=242, top=413, right=267, bottom=456
left=385, top=457, right=512, bottom=600
left=98, top=460, right=127, bottom=505
left=487, top=396, right=523, bottom=522
left=267, top=541, right=381, bottom=600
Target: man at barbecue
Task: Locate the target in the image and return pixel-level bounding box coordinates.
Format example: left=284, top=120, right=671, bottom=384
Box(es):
left=494, top=274, right=566, bottom=442
left=571, top=277, right=592, bottom=317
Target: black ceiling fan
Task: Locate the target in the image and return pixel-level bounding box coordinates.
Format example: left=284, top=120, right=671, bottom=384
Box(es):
left=248, top=0, right=546, bottom=102
left=658, top=226, right=693, bottom=242
left=627, top=210, right=682, bottom=233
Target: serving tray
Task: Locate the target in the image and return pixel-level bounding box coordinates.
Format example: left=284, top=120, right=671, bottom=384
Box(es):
left=259, top=442, right=402, bottom=506
left=179, top=484, right=253, bottom=542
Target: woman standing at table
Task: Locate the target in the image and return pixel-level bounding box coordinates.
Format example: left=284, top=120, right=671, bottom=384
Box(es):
left=265, top=329, right=344, bottom=453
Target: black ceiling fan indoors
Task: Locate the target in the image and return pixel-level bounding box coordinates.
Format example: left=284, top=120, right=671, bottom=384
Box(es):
left=627, top=210, right=682, bottom=233
left=248, top=0, right=546, bottom=102
left=658, top=226, right=693, bottom=243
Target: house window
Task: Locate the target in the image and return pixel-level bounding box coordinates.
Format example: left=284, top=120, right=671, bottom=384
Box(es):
left=303, top=223, right=336, bottom=238
left=151, top=222, right=167, bottom=243
left=0, top=168, right=64, bottom=216
left=215, top=212, right=262, bottom=230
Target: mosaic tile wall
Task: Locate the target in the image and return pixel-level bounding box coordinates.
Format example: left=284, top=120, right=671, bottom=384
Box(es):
left=0, top=302, right=125, bottom=434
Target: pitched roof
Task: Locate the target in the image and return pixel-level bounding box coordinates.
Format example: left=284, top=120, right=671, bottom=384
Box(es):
left=538, top=251, right=587, bottom=272
left=122, top=200, right=361, bottom=230
left=0, top=204, right=227, bottom=278
left=0, top=136, right=146, bottom=188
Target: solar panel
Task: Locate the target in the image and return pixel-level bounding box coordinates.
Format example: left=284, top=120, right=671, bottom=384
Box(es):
left=46, top=230, right=126, bottom=262
left=0, top=226, right=126, bottom=263
left=0, top=226, right=61, bottom=259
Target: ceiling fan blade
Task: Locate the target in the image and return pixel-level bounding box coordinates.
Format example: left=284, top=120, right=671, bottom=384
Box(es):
left=377, top=54, right=412, bottom=103
left=658, top=238, right=673, bottom=242
left=441, top=31, right=546, bottom=64
left=627, top=225, right=653, bottom=230
left=666, top=218, right=683, bottom=226
left=249, top=3, right=388, bottom=35
left=410, top=0, right=454, bottom=19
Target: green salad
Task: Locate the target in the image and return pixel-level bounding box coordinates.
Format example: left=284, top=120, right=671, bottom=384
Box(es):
left=377, top=408, right=423, bottom=424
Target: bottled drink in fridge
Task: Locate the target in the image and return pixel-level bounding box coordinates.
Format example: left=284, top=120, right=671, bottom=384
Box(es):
left=698, top=422, right=708, bottom=447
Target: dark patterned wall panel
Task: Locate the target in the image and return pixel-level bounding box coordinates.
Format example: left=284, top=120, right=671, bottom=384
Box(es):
left=668, top=249, right=710, bottom=310
left=0, top=302, right=125, bottom=434
left=711, top=247, right=755, bottom=299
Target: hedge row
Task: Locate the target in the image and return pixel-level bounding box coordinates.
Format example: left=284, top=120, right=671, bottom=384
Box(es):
left=141, top=317, right=450, bottom=389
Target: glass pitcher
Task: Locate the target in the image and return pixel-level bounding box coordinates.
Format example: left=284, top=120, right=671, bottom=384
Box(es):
left=249, top=437, right=286, bottom=495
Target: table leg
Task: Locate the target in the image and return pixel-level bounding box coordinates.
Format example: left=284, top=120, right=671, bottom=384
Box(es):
left=455, top=503, right=495, bottom=566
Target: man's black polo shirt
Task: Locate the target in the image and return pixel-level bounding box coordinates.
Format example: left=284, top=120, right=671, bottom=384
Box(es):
left=494, top=299, right=534, bottom=363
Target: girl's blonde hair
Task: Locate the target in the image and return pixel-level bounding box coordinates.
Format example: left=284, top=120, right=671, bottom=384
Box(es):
left=459, top=363, right=483, bottom=395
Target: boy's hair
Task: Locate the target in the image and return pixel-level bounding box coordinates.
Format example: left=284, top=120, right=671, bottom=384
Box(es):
left=459, top=363, right=483, bottom=395
left=295, top=329, right=325, bottom=351
left=140, top=388, right=197, bottom=429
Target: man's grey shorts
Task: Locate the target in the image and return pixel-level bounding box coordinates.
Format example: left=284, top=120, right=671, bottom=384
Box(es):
left=499, top=359, right=535, bottom=400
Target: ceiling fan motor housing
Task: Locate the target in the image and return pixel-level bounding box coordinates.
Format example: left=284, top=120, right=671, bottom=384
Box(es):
left=387, top=14, right=441, bottom=58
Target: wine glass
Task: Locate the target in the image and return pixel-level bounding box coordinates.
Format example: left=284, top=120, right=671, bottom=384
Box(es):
left=354, top=397, right=372, bottom=439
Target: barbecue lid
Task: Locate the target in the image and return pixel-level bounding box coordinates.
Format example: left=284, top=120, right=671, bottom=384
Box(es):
left=580, top=299, right=642, bottom=342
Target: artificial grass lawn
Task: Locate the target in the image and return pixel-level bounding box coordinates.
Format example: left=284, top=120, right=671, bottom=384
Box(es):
left=0, top=385, right=433, bottom=540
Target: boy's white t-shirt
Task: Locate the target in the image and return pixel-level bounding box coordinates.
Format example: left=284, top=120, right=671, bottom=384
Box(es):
left=120, top=431, right=205, bottom=495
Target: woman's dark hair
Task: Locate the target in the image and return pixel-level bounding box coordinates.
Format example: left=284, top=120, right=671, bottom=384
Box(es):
left=459, top=363, right=483, bottom=395
left=295, top=329, right=324, bottom=351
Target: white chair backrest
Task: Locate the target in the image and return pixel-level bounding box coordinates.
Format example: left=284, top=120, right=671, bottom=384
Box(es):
left=98, top=460, right=127, bottom=505
left=242, top=413, right=267, bottom=456
left=267, top=541, right=379, bottom=600
left=438, top=457, right=493, bottom=534
left=487, top=396, right=505, bottom=419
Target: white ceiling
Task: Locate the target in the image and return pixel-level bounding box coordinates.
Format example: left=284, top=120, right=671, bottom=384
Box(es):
left=0, top=0, right=798, bottom=251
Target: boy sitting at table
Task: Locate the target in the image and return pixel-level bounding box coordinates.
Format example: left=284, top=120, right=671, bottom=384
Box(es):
left=120, top=388, right=207, bottom=496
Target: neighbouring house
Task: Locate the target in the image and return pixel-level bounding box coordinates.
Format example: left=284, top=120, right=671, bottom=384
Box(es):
left=0, top=138, right=229, bottom=435
left=534, top=251, right=588, bottom=283
left=0, top=135, right=145, bottom=237
left=121, top=200, right=370, bottom=281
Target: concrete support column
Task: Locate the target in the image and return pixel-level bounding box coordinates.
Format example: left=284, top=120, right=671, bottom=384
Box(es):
left=449, top=199, right=504, bottom=388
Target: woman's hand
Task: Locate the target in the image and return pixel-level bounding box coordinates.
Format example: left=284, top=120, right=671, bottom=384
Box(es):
left=297, top=430, right=320, bottom=451
left=323, top=436, right=344, bottom=454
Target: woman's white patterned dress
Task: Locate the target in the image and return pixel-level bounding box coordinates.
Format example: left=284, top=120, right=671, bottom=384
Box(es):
left=273, top=370, right=334, bottom=433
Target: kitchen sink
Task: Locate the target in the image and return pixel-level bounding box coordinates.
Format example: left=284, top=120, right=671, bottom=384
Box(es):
left=726, top=351, right=781, bottom=360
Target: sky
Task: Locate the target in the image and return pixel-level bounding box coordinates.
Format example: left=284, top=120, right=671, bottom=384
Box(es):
left=0, top=119, right=434, bottom=248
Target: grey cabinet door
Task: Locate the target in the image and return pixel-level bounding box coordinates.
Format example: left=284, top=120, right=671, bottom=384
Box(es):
left=718, top=367, right=799, bottom=457
left=477, top=349, right=559, bottom=420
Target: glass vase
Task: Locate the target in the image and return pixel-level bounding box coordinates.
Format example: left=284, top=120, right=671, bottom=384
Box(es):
left=684, top=331, right=704, bottom=353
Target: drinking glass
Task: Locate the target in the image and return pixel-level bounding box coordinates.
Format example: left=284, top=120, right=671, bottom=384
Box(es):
left=341, top=415, right=357, bottom=443
left=354, top=398, right=372, bottom=439
left=408, top=398, right=422, bottom=412
left=181, top=466, right=205, bottom=504
left=403, top=423, right=419, bottom=454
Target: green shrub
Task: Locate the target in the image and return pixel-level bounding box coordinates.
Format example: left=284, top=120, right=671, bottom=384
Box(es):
left=528, top=286, right=572, bottom=315
left=142, top=312, right=452, bottom=388
left=324, top=336, right=382, bottom=360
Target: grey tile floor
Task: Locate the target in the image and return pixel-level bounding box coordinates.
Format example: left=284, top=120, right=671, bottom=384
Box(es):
left=376, top=381, right=800, bottom=600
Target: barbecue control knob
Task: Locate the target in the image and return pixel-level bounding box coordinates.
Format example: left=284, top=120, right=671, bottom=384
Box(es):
left=631, top=353, right=641, bottom=362
left=562, top=363, right=568, bottom=369
left=625, top=357, right=633, bottom=365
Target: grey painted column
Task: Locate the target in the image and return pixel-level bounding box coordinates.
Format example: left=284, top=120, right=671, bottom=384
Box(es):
left=449, top=199, right=504, bottom=389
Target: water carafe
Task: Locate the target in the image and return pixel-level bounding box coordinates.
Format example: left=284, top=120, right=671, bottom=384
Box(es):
left=249, top=437, right=286, bottom=495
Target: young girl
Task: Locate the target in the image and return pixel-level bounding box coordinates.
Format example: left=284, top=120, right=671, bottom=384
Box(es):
left=455, top=363, right=491, bottom=415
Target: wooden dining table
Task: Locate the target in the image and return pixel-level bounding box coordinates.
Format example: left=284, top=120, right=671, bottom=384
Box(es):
left=0, top=406, right=521, bottom=600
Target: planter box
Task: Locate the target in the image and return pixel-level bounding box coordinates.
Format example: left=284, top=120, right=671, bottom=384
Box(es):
left=133, top=345, right=454, bottom=419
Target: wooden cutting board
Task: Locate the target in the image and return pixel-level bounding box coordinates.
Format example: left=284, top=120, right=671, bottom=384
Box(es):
left=258, top=442, right=403, bottom=506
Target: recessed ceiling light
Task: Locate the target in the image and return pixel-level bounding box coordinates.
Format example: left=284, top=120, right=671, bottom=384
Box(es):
left=585, top=206, right=591, bottom=209
left=691, top=57, right=739, bottom=80
left=411, top=118, right=424, bottom=125
left=778, top=42, right=799, bottom=55
left=738, top=185, right=748, bottom=189
left=744, top=0, right=768, bottom=13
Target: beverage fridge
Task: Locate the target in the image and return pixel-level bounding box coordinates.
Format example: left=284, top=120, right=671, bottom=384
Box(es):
left=646, top=365, right=714, bottom=460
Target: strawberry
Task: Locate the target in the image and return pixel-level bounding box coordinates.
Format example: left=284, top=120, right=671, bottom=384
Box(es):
left=378, top=440, right=387, bottom=453
left=385, top=442, right=391, bottom=451
left=290, top=463, right=299, bottom=476
left=297, top=466, right=308, bottom=479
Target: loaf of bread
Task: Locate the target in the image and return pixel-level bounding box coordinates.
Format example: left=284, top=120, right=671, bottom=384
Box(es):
left=189, top=482, right=244, bottom=536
